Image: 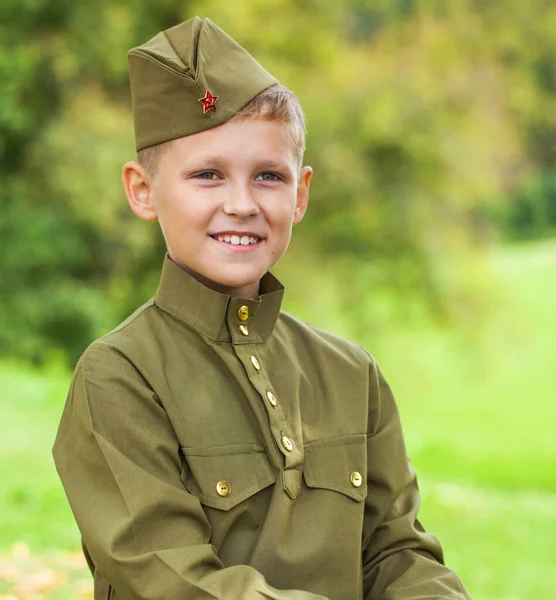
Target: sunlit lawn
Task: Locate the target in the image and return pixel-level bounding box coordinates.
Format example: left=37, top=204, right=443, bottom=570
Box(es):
left=373, top=240, right=556, bottom=600
left=1, top=240, right=554, bottom=599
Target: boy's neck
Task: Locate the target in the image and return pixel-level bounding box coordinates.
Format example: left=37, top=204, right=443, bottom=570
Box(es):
left=168, top=255, right=261, bottom=299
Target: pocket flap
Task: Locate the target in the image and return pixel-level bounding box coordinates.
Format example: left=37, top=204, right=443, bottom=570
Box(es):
left=182, top=443, right=276, bottom=511
left=303, top=435, right=367, bottom=502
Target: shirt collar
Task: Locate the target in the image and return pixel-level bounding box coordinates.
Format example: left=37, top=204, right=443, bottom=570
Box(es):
left=153, top=255, right=285, bottom=343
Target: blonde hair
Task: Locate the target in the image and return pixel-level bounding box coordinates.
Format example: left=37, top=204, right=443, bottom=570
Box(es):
left=138, top=84, right=306, bottom=177
left=233, top=84, right=306, bottom=166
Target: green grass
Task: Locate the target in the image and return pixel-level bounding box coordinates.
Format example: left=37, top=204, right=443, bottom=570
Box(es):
left=369, top=240, right=556, bottom=600
left=1, top=239, right=555, bottom=599
left=0, top=359, right=81, bottom=551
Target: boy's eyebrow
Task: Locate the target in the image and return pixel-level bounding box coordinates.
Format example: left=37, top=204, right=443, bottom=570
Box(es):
left=181, top=157, right=294, bottom=173
left=180, top=156, right=228, bottom=171
left=257, top=160, right=293, bottom=172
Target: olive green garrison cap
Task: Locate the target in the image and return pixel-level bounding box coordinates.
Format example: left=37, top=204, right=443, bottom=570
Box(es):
left=128, top=17, right=279, bottom=151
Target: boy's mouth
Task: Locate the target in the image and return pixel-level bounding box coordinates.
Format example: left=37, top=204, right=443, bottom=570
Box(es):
left=210, top=233, right=263, bottom=246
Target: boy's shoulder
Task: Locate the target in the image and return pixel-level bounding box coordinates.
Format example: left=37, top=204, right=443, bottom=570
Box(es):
left=76, top=298, right=159, bottom=369
left=276, top=309, right=372, bottom=369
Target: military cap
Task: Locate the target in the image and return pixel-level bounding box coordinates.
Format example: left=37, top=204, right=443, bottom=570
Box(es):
left=128, top=17, right=279, bottom=151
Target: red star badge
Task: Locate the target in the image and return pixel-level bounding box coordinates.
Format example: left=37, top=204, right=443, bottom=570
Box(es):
left=199, top=90, right=218, bottom=114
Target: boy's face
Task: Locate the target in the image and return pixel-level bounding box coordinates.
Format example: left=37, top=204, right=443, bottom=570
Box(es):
left=123, top=117, right=312, bottom=298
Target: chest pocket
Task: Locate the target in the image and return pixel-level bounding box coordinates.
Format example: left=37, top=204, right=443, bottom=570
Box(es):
left=181, top=443, right=276, bottom=510
left=303, top=434, right=368, bottom=502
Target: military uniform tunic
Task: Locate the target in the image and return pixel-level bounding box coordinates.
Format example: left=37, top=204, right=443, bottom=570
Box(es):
left=53, top=256, right=470, bottom=600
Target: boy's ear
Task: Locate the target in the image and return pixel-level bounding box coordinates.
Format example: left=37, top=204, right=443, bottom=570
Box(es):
left=121, top=161, right=158, bottom=222
left=293, top=166, right=313, bottom=225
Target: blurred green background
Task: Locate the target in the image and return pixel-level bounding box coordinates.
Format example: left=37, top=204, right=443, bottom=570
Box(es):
left=1, top=1, right=555, bottom=599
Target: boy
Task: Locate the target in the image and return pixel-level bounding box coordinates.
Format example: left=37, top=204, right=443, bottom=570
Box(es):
left=53, top=17, right=471, bottom=600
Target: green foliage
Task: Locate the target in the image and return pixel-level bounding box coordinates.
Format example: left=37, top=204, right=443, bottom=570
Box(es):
left=503, top=171, right=556, bottom=239
left=1, top=0, right=555, bottom=363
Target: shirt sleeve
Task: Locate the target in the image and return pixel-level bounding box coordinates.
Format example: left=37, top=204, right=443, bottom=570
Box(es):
left=52, top=342, right=328, bottom=600
left=361, top=357, right=471, bottom=600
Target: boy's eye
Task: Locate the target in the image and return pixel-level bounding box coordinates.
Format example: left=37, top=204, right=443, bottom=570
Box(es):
left=256, top=172, right=282, bottom=182
left=195, top=171, right=219, bottom=180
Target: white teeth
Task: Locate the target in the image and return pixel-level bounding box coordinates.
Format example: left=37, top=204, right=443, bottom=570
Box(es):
left=214, top=234, right=261, bottom=245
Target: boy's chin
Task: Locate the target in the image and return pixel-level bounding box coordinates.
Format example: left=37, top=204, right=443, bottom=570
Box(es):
left=191, top=267, right=264, bottom=297
left=209, top=273, right=263, bottom=295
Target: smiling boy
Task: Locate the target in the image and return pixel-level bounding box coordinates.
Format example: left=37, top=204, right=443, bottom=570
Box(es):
left=53, top=17, right=471, bottom=600
left=124, top=111, right=312, bottom=300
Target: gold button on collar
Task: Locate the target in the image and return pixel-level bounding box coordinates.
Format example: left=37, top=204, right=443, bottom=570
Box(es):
left=239, top=324, right=249, bottom=336
left=350, top=471, right=363, bottom=488
left=237, top=305, right=249, bottom=321
left=281, top=435, right=293, bottom=452
left=216, top=480, right=231, bottom=497
left=266, top=390, right=277, bottom=407
left=249, top=355, right=261, bottom=371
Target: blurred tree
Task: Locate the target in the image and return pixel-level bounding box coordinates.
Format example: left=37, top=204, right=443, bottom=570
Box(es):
left=0, top=0, right=554, bottom=364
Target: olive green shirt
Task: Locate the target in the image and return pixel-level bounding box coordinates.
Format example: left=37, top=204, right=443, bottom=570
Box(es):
left=53, top=256, right=470, bottom=600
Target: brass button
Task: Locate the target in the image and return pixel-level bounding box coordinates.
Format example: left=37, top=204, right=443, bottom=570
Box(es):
left=266, top=390, right=277, bottom=407
left=237, top=305, right=249, bottom=321
left=350, top=471, right=363, bottom=488
left=239, top=324, right=249, bottom=336
left=216, top=480, right=231, bottom=497
left=281, top=435, right=293, bottom=452
left=249, top=355, right=260, bottom=371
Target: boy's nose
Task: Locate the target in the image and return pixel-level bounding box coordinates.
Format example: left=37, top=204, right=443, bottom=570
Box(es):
left=222, top=184, right=260, bottom=218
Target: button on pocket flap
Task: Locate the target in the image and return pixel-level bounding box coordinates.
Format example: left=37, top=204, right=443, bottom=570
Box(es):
left=303, top=435, right=367, bottom=502
left=182, top=444, right=276, bottom=510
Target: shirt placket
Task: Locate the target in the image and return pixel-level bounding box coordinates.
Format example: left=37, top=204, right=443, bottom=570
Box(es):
left=226, top=300, right=303, bottom=499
